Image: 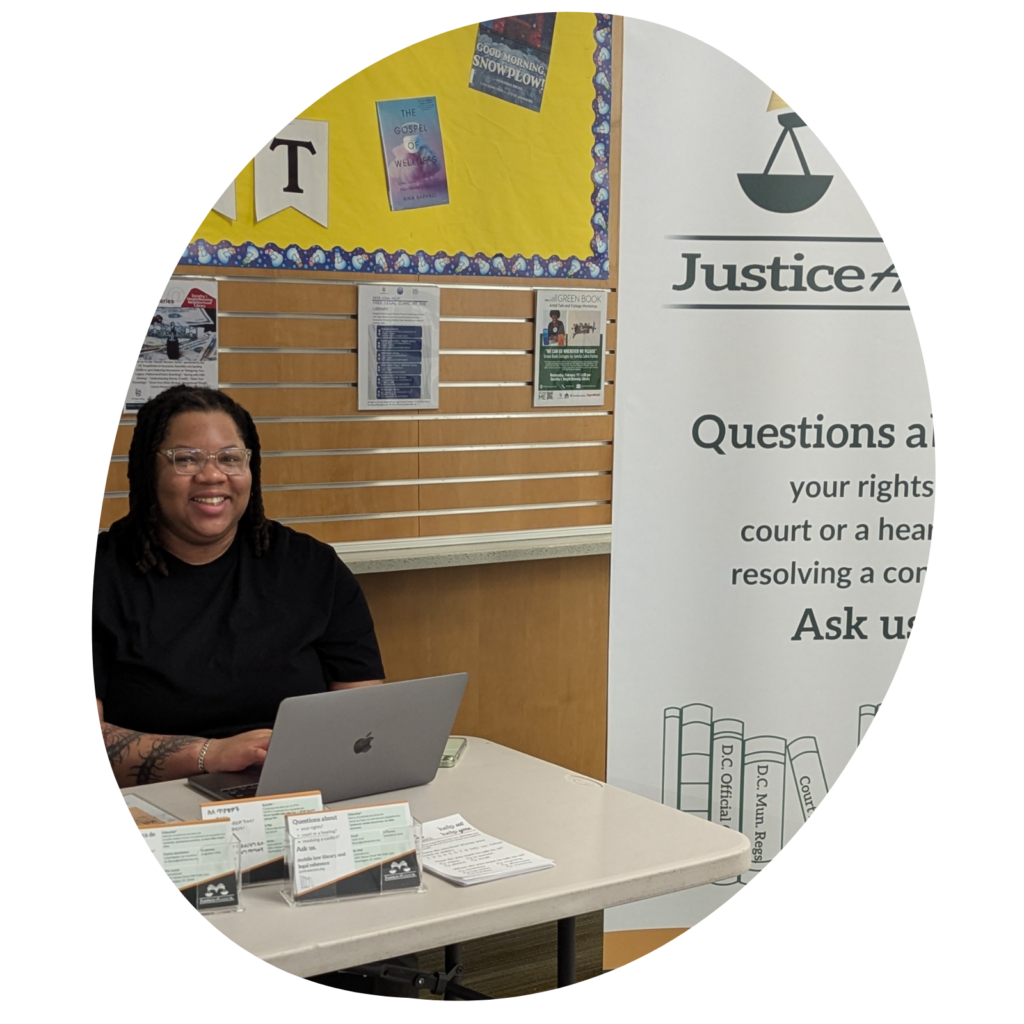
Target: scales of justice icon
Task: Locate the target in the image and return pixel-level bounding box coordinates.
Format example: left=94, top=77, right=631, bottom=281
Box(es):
left=737, top=104, right=1024, bottom=212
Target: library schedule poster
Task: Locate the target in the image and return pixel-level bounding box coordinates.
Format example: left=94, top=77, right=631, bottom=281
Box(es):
left=357, top=284, right=440, bottom=410
left=606, top=21, right=933, bottom=929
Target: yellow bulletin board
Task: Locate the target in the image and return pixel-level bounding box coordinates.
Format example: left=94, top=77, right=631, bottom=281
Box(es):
left=186, top=13, right=612, bottom=279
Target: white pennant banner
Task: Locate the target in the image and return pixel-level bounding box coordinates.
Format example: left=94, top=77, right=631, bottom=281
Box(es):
left=212, top=179, right=236, bottom=220
left=254, top=118, right=329, bottom=226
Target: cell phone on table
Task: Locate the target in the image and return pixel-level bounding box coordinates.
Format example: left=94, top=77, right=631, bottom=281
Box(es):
left=440, top=737, right=467, bottom=767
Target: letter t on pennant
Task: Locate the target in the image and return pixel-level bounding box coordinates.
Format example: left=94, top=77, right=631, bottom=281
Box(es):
left=254, top=118, right=329, bottom=226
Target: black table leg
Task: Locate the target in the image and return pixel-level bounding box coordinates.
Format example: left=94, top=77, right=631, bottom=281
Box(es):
left=557, top=916, right=577, bottom=987
left=444, top=943, right=463, bottom=1000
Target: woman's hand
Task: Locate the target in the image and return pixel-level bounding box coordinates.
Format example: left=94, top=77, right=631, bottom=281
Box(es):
left=203, top=729, right=273, bottom=774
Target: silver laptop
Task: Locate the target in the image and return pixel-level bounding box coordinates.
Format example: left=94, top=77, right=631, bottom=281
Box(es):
left=187, top=672, right=468, bottom=804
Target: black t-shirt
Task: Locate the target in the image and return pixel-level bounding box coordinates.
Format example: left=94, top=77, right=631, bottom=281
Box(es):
left=93, top=519, right=385, bottom=738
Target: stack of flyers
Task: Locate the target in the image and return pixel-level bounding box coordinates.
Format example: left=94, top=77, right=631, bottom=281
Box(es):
left=420, top=813, right=554, bottom=886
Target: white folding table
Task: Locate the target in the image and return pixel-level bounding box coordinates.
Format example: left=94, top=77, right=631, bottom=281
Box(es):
left=123, top=738, right=750, bottom=988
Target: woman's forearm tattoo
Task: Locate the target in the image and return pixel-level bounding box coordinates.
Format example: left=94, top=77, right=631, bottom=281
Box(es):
left=132, top=734, right=202, bottom=785
left=102, top=725, right=201, bottom=784
left=103, top=724, right=143, bottom=765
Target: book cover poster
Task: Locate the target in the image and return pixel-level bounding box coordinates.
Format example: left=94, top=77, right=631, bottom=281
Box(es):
left=376, top=97, right=449, bottom=212
left=126, top=278, right=217, bottom=411
left=469, top=13, right=557, bottom=112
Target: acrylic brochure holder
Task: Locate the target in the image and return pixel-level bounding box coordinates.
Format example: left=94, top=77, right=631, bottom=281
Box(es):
left=282, top=818, right=425, bottom=907
left=186, top=833, right=243, bottom=914
left=120, top=786, right=181, bottom=835
left=159, top=832, right=243, bottom=915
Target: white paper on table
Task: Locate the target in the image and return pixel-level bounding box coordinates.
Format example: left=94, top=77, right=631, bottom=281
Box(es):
left=420, top=813, right=554, bottom=885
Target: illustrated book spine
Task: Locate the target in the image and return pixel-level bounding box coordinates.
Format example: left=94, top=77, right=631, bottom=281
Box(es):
left=711, top=717, right=745, bottom=886
left=739, top=734, right=787, bottom=884
left=786, top=735, right=829, bottom=824
left=679, top=703, right=713, bottom=818
left=856, top=708, right=880, bottom=835
left=662, top=707, right=682, bottom=809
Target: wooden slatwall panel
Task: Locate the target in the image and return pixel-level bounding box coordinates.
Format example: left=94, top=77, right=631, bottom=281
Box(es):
left=102, top=276, right=616, bottom=544
left=100, top=16, right=623, bottom=784
left=358, top=556, right=610, bottom=780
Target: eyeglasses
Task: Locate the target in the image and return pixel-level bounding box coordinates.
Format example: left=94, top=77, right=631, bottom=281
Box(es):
left=160, top=447, right=252, bottom=476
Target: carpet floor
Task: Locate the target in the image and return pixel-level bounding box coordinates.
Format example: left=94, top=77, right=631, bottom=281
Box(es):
left=414, top=910, right=605, bottom=1000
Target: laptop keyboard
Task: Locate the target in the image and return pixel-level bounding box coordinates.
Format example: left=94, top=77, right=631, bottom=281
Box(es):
left=222, top=783, right=260, bottom=799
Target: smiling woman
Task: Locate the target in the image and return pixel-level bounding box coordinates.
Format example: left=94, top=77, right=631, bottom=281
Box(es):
left=154, top=411, right=254, bottom=565
left=93, top=386, right=385, bottom=786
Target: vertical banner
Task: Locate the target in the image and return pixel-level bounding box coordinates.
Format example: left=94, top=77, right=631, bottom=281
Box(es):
left=533, top=288, right=607, bottom=407
left=606, top=21, right=934, bottom=930
left=126, top=279, right=217, bottom=411
left=357, top=284, right=440, bottom=410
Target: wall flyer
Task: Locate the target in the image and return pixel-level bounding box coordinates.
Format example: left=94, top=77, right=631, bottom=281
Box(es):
left=533, top=288, right=607, bottom=407
left=358, top=284, right=440, bottom=410
left=126, top=278, right=218, bottom=411
left=376, top=96, right=449, bottom=212
left=469, top=14, right=557, bottom=112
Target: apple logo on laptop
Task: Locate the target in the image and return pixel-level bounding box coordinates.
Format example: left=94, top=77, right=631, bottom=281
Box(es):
left=353, top=732, right=374, bottom=754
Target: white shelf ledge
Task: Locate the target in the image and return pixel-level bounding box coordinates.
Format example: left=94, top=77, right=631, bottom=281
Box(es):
left=332, top=525, right=611, bottom=575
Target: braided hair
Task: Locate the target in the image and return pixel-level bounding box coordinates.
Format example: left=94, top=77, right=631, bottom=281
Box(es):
left=126, top=385, right=271, bottom=575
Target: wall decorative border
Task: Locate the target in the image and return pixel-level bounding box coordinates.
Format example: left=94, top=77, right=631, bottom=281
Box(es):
left=180, top=14, right=612, bottom=281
